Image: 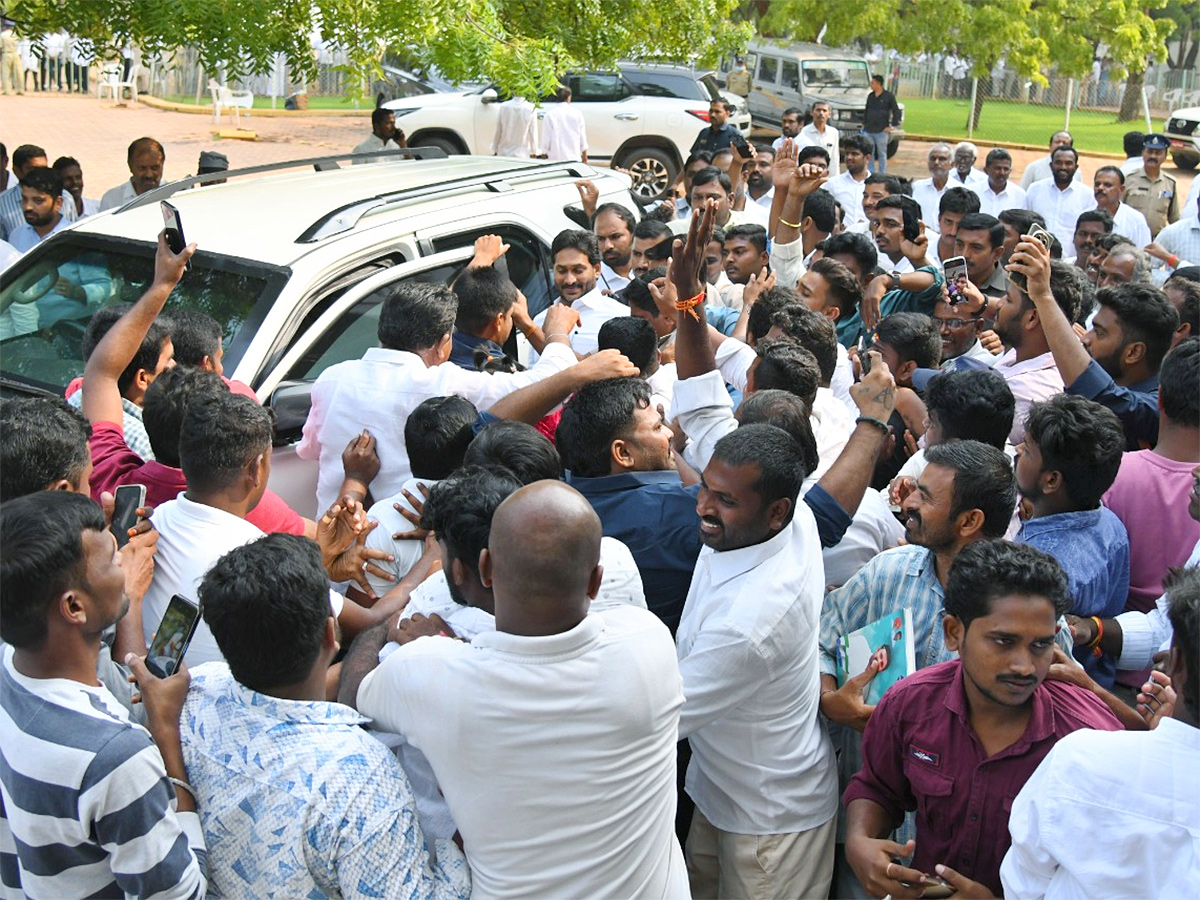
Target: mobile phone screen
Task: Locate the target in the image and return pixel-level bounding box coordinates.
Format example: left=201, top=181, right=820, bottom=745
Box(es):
left=160, top=201, right=191, bottom=270
left=146, top=595, right=202, bottom=678
left=111, top=484, right=145, bottom=549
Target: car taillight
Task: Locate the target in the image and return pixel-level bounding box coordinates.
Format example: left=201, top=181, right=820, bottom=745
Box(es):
left=688, top=109, right=711, bottom=122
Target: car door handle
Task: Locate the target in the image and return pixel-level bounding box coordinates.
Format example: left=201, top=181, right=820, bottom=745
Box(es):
left=613, top=113, right=639, bottom=121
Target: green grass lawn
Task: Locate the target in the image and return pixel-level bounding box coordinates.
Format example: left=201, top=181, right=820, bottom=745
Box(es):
left=160, top=93, right=370, bottom=111
left=901, top=97, right=1164, bottom=154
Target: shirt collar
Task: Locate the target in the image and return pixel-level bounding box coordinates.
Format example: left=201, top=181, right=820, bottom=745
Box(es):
left=1020, top=507, right=1104, bottom=534
left=572, top=289, right=629, bottom=315
left=567, top=469, right=687, bottom=494
left=362, top=346, right=423, bottom=365
left=474, top=614, right=604, bottom=657
left=1128, top=373, right=1159, bottom=394
left=943, top=660, right=1058, bottom=752
left=703, top=519, right=796, bottom=588
left=450, top=330, right=505, bottom=368
left=219, top=667, right=371, bottom=727
left=996, top=348, right=1057, bottom=374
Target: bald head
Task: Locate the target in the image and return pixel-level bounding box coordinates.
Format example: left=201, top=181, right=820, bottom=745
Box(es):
left=483, top=481, right=603, bottom=634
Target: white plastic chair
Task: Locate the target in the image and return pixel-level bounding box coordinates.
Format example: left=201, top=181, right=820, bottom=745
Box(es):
left=97, top=65, right=121, bottom=100
left=116, top=63, right=139, bottom=103
left=208, top=78, right=254, bottom=126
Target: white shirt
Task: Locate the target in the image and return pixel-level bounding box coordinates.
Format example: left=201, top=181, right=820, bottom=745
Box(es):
left=676, top=505, right=839, bottom=834
left=531, top=288, right=629, bottom=357
left=1183, top=177, right=1199, bottom=220
left=646, top=362, right=677, bottom=416
left=1120, top=156, right=1144, bottom=176
left=1020, top=156, right=1082, bottom=191
left=1001, top=717, right=1200, bottom=900
left=598, top=261, right=632, bottom=293
left=491, top=98, right=537, bottom=158
left=144, top=495, right=343, bottom=666
left=298, top=342, right=575, bottom=514
left=7, top=216, right=70, bottom=253
left=824, top=171, right=867, bottom=227
left=363, top=477, right=438, bottom=597
left=913, top=177, right=949, bottom=226
left=539, top=103, right=588, bottom=161
left=1116, top=538, right=1200, bottom=670
left=1106, top=201, right=1152, bottom=249
left=769, top=236, right=806, bottom=293
left=973, top=181, right=1027, bottom=217
left=1025, top=179, right=1095, bottom=252
left=811, top=386, right=854, bottom=481
left=358, top=606, right=690, bottom=900
left=822, top=488, right=905, bottom=589
left=99, top=179, right=140, bottom=212
left=949, top=167, right=987, bottom=187
left=800, top=122, right=840, bottom=175
left=351, top=133, right=401, bottom=163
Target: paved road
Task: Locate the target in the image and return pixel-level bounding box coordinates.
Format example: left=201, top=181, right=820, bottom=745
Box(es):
left=0, top=91, right=1193, bottom=210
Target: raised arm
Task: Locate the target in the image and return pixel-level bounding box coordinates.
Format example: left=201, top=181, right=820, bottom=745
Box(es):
left=485, top=349, right=638, bottom=423
left=672, top=199, right=720, bottom=380
left=1007, top=235, right=1090, bottom=385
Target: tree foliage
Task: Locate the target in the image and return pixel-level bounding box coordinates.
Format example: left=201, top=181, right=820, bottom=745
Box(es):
left=1, top=0, right=752, bottom=100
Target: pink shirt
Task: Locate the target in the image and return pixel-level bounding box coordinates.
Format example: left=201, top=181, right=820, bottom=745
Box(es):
left=993, top=349, right=1064, bottom=445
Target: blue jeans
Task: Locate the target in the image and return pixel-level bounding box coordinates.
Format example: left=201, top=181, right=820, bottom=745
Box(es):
left=864, top=130, right=889, bottom=173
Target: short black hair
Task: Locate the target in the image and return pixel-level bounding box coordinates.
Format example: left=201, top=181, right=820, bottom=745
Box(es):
left=735, top=390, right=818, bottom=477
left=770, top=305, right=837, bottom=384
left=1095, top=164, right=1125, bottom=185
left=797, top=145, right=832, bottom=166
left=945, top=539, right=1072, bottom=631
left=925, top=440, right=1017, bottom=539
left=81, top=305, right=173, bottom=397
left=1052, top=145, right=1079, bottom=164
left=999, top=208, right=1048, bottom=235
left=956, top=213, right=1003, bottom=249
left=808, top=256, right=861, bottom=318
left=200, top=534, right=331, bottom=692
left=420, top=465, right=523, bottom=580
left=52, top=155, right=81, bottom=173
left=802, top=189, right=837, bottom=234
left=1075, top=209, right=1114, bottom=233
left=404, top=395, right=478, bottom=480
left=377, top=282, right=457, bottom=352
left=592, top=202, right=636, bottom=234
left=1165, top=565, right=1200, bottom=720
left=821, top=231, right=878, bottom=278
left=452, top=266, right=518, bottom=334
left=1159, top=337, right=1199, bottom=427
left=0, top=491, right=108, bottom=648
left=1122, top=131, right=1145, bottom=158
left=1023, top=260, right=1088, bottom=324
left=685, top=150, right=714, bottom=169
left=622, top=274, right=661, bottom=318
left=1165, top=275, right=1200, bottom=337
left=464, top=421, right=562, bottom=483
left=752, top=338, right=820, bottom=407
left=20, top=166, right=63, bottom=198
left=598, top=316, right=657, bottom=373
left=864, top=173, right=904, bottom=195
left=985, top=148, right=1013, bottom=167
left=877, top=195, right=922, bottom=237
left=783, top=105, right=805, bottom=118
left=925, top=370, right=1014, bottom=449
left=938, top=186, right=981, bottom=218
left=748, top=285, right=801, bottom=344
left=142, top=367, right=227, bottom=465
left=633, top=218, right=673, bottom=244
left=724, top=223, right=768, bottom=255
left=691, top=166, right=733, bottom=195
left=875, top=311, right=941, bottom=369
left=0, top=398, right=91, bottom=501
left=371, top=107, right=393, bottom=127
left=710, top=424, right=806, bottom=523
left=12, top=144, right=46, bottom=170
left=1024, top=395, right=1125, bottom=509
left=871, top=74, right=884, bottom=85
left=178, top=392, right=274, bottom=493
left=167, top=307, right=223, bottom=367
left=1096, top=283, right=1180, bottom=374
left=557, top=377, right=651, bottom=478
left=551, top=228, right=602, bottom=266
left=127, top=137, right=165, bottom=165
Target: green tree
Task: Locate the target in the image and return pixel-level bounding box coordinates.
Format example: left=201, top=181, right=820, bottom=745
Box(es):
left=757, top=0, right=1175, bottom=129
left=1, top=0, right=752, bottom=101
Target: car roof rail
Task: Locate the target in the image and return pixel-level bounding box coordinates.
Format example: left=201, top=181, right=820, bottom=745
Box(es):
left=112, top=147, right=450, bottom=213
left=295, top=161, right=601, bottom=243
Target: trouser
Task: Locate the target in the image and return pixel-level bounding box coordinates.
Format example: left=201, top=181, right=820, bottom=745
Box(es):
left=71, top=62, right=88, bottom=92
left=864, top=131, right=889, bottom=174
left=686, top=807, right=837, bottom=900
left=0, top=53, right=21, bottom=93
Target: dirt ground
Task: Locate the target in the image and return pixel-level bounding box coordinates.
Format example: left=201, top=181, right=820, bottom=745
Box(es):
left=0, top=91, right=1193, bottom=211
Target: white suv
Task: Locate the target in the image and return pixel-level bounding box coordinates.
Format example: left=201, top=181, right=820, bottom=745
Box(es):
left=383, top=63, right=752, bottom=201
left=0, top=151, right=637, bottom=515
left=1165, top=106, right=1200, bottom=171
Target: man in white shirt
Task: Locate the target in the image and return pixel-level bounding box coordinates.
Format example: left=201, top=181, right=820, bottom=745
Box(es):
left=539, top=85, right=588, bottom=162
left=343, top=480, right=690, bottom=900
left=771, top=106, right=809, bottom=154
left=823, top=133, right=874, bottom=228
left=6, top=166, right=69, bottom=253
left=949, top=141, right=987, bottom=187
left=593, top=201, right=636, bottom=292
left=100, top=137, right=165, bottom=210
left=1000, top=565, right=1200, bottom=900
left=671, top=166, right=767, bottom=235
left=800, top=101, right=840, bottom=176
left=1119, top=130, right=1146, bottom=176
left=300, top=280, right=580, bottom=513
left=1092, top=164, right=1152, bottom=248
left=490, top=95, right=537, bottom=158
left=912, top=142, right=954, bottom=225
left=352, top=108, right=405, bottom=162
left=53, top=155, right=101, bottom=218
left=973, top=147, right=1027, bottom=217
left=1020, top=130, right=1076, bottom=189
left=528, top=228, right=630, bottom=357
left=1025, top=146, right=1095, bottom=250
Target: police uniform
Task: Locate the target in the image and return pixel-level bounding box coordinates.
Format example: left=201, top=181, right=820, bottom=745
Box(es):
left=1125, top=135, right=1180, bottom=238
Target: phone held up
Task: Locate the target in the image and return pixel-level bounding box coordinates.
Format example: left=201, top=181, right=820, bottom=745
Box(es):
left=1010, top=223, right=1054, bottom=291
left=942, top=256, right=968, bottom=304
left=110, top=484, right=145, bottom=550
left=145, top=594, right=202, bottom=678
left=160, top=201, right=191, bottom=272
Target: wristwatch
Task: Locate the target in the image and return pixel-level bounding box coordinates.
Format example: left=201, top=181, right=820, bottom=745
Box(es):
left=889, top=270, right=902, bottom=291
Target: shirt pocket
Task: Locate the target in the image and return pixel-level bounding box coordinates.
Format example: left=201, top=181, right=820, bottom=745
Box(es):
left=905, top=760, right=955, bottom=820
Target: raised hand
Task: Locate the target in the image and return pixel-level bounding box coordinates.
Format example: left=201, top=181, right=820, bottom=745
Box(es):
left=742, top=267, right=776, bottom=307
left=787, top=162, right=828, bottom=198
left=670, top=198, right=718, bottom=305
left=851, top=351, right=897, bottom=423
left=469, top=234, right=511, bottom=269
left=772, top=137, right=799, bottom=191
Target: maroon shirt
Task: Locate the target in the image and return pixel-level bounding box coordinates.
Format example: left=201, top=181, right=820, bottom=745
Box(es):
left=844, top=660, right=1121, bottom=895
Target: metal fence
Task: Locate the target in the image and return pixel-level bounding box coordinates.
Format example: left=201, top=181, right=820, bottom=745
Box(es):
left=145, top=46, right=360, bottom=104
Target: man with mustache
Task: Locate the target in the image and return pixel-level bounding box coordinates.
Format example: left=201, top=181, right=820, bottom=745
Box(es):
left=593, top=202, right=637, bottom=292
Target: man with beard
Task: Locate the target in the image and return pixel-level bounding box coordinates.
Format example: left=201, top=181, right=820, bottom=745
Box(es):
left=953, top=213, right=1008, bottom=298
left=741, top=143, right=775, bottom=212
left=912, top=142, right=953, bottom=226
left=998, top=209, right=1054, bottom=268
left=1069, top=210, right=1113, bottom=269
left=1024, top=146, right=1094, bottom=251
left=974, top=148, right=1026, bottom=217
left=801, top=101, right=840, bottom=176
left=527, top=229, right=628, bottom=357
left=772, top=106, right=805, bottom=153
left=843, top=540, right=1120, bottom=900
left=722, top=224, right=769, bottom=288
left=933, top=187, right=982, bottom=267
left=824, top=134, right=873, bottom=228
left=7, top=165, right=68, bottom=252
left=100, top=137, right=166, bottom=211
left=1091, top=166, right=1151, bottom=248
left=593, top=202, right=636, bottom=292
left=1019, top=130, right=1077, bottom=190
left=851, top=173, right=905, bottom=236
left=690, top=99, right=740, bottom=155
left=630, top=218, right=674, bottom=279
left=352, top=107, right=406, bottom=162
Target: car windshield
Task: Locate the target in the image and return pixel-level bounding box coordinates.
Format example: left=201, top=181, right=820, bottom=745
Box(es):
left=0, top=235, right=287, bottom=396
left=622, top=70, right=708, bottom=102
left=802, top=60, right=870, bottom=88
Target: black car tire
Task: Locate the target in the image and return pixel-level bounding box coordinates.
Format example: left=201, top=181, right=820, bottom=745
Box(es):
left=616, top=147, right=678, bottom=201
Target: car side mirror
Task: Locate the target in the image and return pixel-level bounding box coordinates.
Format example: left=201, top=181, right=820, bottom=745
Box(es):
left=480, top=88, right=499, bottom=104
left=269, top=380, right=313, bottom=444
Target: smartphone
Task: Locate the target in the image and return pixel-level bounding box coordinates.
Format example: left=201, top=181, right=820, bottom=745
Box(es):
left=942, top=256, right=968, bottom=303
left=145, top=594, right=202, bottom=678
left=858, top=334, right=873, bottom=376
left=111, top=484, right=146, bottom=550
left=1026, top=223, right=1054, bottom=251
left=729, top=130, right=750, bottom=156
left=160, top=201, right=191, bottom=271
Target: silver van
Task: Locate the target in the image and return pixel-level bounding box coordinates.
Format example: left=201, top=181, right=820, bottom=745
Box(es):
left=721, top=41, right=905, bottom=160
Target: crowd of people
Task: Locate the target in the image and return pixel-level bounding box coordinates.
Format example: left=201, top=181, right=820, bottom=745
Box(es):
left=1, top=87, right=1199, bottom=900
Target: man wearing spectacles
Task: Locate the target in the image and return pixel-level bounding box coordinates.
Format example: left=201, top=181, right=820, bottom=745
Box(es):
left=933, top=279, right=999, bottom=371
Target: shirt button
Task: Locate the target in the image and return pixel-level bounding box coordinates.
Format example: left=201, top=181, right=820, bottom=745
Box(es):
left=969, top=812, right=979, bottom=821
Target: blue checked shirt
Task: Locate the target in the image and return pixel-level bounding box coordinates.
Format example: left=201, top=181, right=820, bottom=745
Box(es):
left=0, top=182, right=77, bottom=240
left=179, top=664, right=471, bottom=900
left=67, top=390, right=155, bottom=459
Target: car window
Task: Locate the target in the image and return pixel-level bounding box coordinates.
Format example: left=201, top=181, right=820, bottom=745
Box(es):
left=696, top=74, right=724, bottom=103
left=284, top=261, right=463, bottom=383
left=622, top=71, right=705, bottom=101
left=757, top=56, right=778, bottom=84
left=802, top=60, right=870, bottom=88
left=569, top=74, right=629, bottom=103
left=781, top=59, right=800, bottom=91
left=430, top=226, right=554, bottom=317
left=0, top=235, right=286, bottom=395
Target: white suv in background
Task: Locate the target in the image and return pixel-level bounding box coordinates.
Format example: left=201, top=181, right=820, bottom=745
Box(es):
left=383, top=63, right=752, bottom=200
left=0, top=151, right=638, bottom=515
left=1165, top=106, right=1200, bottom=171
